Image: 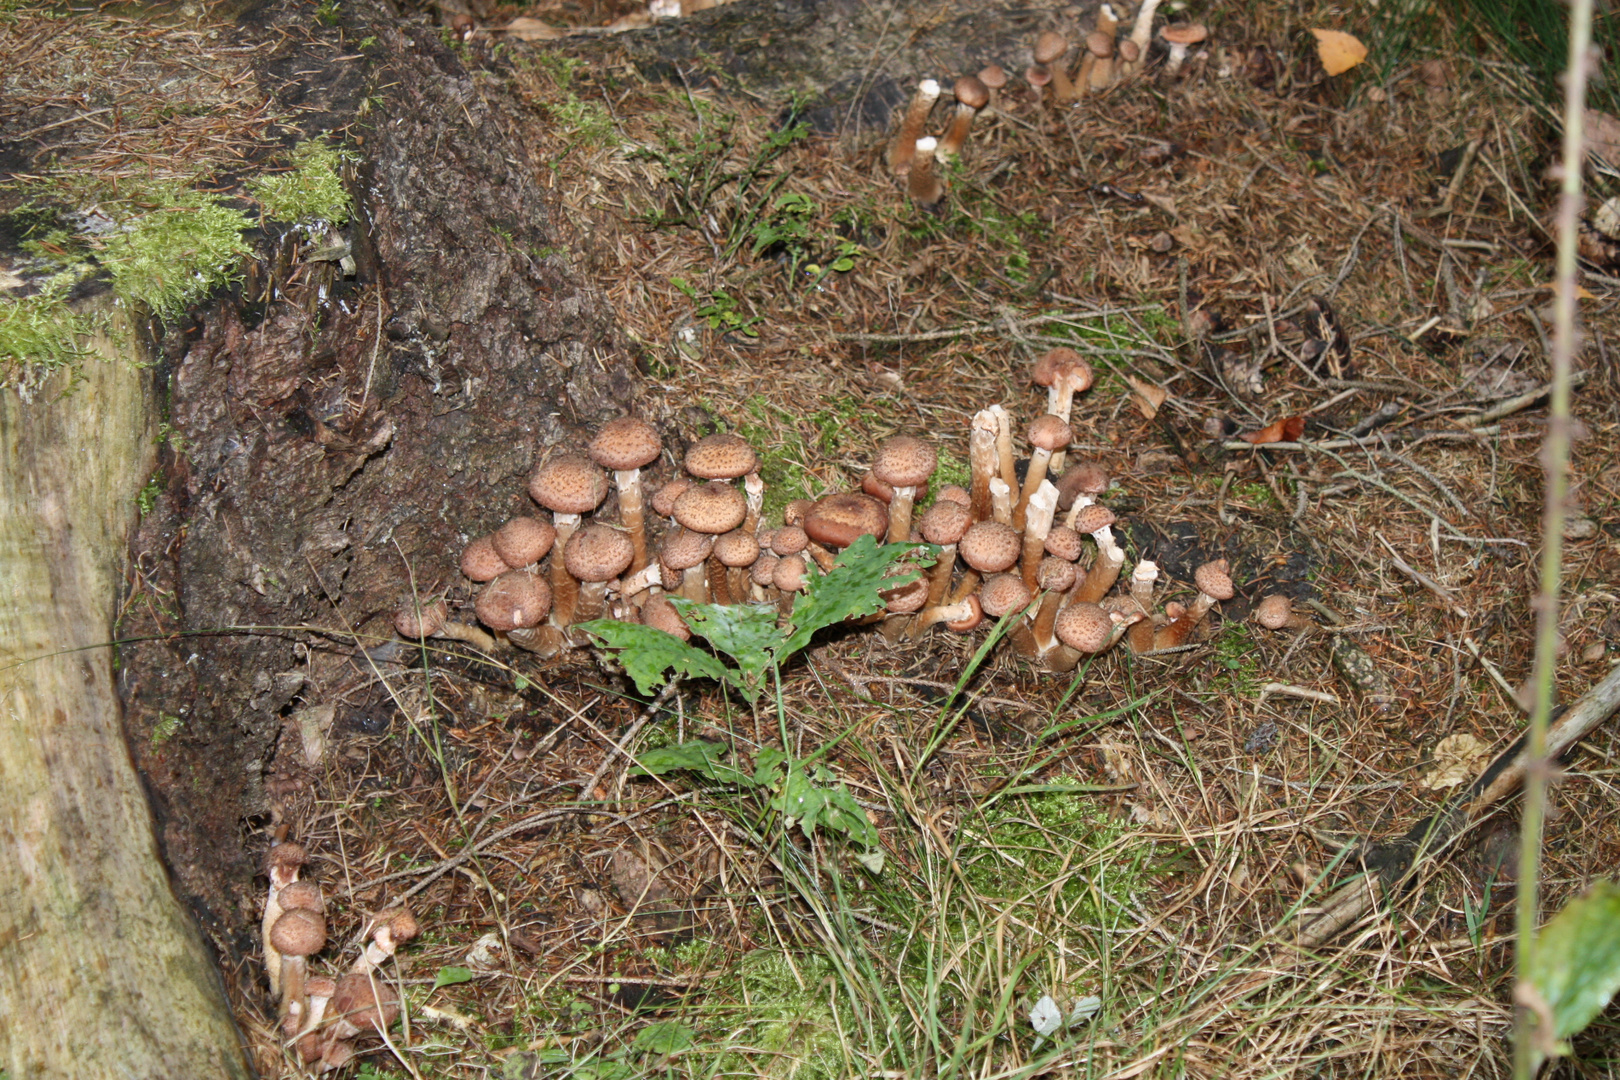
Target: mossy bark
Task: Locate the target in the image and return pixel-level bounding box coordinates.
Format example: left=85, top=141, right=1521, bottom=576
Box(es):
left=0, top=300, right=251, bottom=1078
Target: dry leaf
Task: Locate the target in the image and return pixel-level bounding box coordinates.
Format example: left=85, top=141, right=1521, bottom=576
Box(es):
left=1126, top=375, right=1167, bottom=419
left=495, top=16, right=564, bottom=39
left=1095, top=737, right=1136, bottom=784
left=1240, top=415, right=1306, bottom=444
left=1586, top=109, right=1620, bottom=165
left=1420, top=733, right=1492, bottom=790
left=1310, top=29, right=1367, bottom=76
left=0, top=267, right=23, bottom=290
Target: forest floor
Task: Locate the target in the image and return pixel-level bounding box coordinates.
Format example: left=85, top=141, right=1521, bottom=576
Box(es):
left=8, top=0, right=1620, bottom=1076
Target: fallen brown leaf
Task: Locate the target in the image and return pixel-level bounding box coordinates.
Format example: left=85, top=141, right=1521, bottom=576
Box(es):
left=495, top=16, right=564, bottom=39
left=1126, top=375, right=1168, bottom=419
left=1310, top=29, right=1367, bottom=76
left=1240, top=415, right=1306, bottom=444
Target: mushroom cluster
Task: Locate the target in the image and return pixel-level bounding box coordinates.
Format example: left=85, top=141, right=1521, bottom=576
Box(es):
left=261, top=840, right=419, bottom=1072
left=885, top=4, right=1210, bottom=204
left=403, top=348, right=1264, bottom=672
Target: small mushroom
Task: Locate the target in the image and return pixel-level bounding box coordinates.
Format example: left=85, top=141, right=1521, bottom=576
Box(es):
left=262, top=842, right=308, bottom=1001
left=710, top=528, right=761, bottom=604
left=888, top=78, right=942, bottom=176
left=803, top=493, right=889, bottom=558
left=528, top=452, right=610, bottom=627
left=1031, top=348, right=1094, bottom=473
left=936, top=74, right=990, bottom=163
left=326, top=972, right=401, bottom=1042
left=1029, top=556, right=1079, bottom=655
left=870, top=435, right=938, bottom=543
left=1253, top=594, right=1314, bottom=633
left=642, top=594, right=692, bottom=640
left=491, top=516, right=556, bottom=569
left=269, top=907, right=326, bottom=1032
left=349, top=907, right=419, bottom=977
left=1153, top=559, right=1234, bottom=649
left=951, top=520, right=1021, bottom=604
left=1072, top=504, right=1125, bottom=604
left=1024, top=64, right=1053, bottom=108
left=1126, top=559, right=1160, bottom=653
left=459, top=535, right=511, bottom=583
left=660, top=527, right=715, bottom=603
left=1160, top=22, right=1208, bottom=77
left=908, top=136, right=945, bottom=206
left=1034, top=31, right=1077, bottom=105
left=1014, top=415, right=1072, bottom=530
left=474, top=570, right=553, bottom=633
left=394, top=596, right=499, bottom=651
left=915, top=498, right=973, bottom=612
left=562, top=524, right=636, bottom=623
left=912, top=595, right=981, bottom=635
left=976, top=64, right=1009, bottom=113
left=588, top=417, right=662, bottom=574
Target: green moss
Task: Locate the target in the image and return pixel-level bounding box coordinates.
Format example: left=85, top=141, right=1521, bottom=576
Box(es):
left=95, top=184, right=253, bottom=321
left=717, top=951, right=849, bottom=1080
left=248, top=139, right=354, bottom=225
left=0, top=273, right=96, bottom=396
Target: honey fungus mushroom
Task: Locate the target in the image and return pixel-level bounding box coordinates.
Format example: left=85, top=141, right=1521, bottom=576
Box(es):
left=528, top=452, right=610, bottom=626
left=588, top=417, right=662, bottom=574
left=393, top=597, right=497, bottom=652
left=684, top=433, right=763, bottom=531
left=561, top=524, right=635, bottom=623
left=474, top=570, right=552, bottom=633
left=870, top=435, right=938, bottom=543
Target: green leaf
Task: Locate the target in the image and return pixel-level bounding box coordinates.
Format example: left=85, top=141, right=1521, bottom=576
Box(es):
left=778, top=536, right=930, bottom=661
left=634, top=1020, right=696, bottom=1055
left=1528, top=879, right=1620, bottom=1044
left=632, top=741, right=756, bottom=787
left=752, top=745, right=789, bottom=787
left=576, top=619, right=732, bottom=696
left=670, top=599, right=782, bottom=698
left=432, top=965, right=475, bottom=989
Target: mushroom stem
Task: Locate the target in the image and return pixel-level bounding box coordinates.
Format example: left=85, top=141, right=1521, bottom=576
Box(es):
left=743, top=471, right=765, bottom=534
left=1074, top=543, right=1125, bottom=604
left=615, top=469, right=650, bottom=574
left=908, top=137, right=945, bottom=206
left=261, top=843, right=307, bottom=1001
left=990, top=404, right=1017, bottom=493
left=706, top=558, right=735, bottom=605
left=1031, top=589, right=1065, bottom=654
left=910, top=597, right=977, bottom=635
left=549, top=513, right=583, bottom=627
left=1128, top=0, right=1161, bottom=56
left=1018, top=481, right=1059, bottom=591
left=1126, top=559, right=1160, bottom=653
left=989, top=477, right=1013, bottom=526
left=887, top=485, right=919, bottom=544
left=888, top=78, right=942, bottom=175
left=969, top=410, right=999, bottom=522
left=923, top=542, right=958, bottom=609
left=1013, top=447, right=1054, bottom=531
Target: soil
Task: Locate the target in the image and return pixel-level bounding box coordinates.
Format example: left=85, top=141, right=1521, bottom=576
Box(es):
left=10, top=0, right=1620, bottom=1073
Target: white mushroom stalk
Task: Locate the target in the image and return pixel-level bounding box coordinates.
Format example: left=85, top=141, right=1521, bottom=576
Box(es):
left=989, top=477, right=1014, bottom=525
left=990, top=404, right=1017, bottom=492
left=1129, top=0, right=1162, bottom=56
left=888, top=78, right=941, bottom=176
left=968, top=409, right=999, bottom=521
left=1019, top=481, right=1060, bottom=591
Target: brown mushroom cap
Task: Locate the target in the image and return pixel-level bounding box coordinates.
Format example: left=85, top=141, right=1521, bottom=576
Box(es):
left=1160, top=21, right=1209, bottom=45
left=642, top=595, right=692, bottom=640
left=588, top=417, right=662, bottom=472
left=1027, top=414, right=1074, bottom=453
left=395, top=597, right=450, bottom=639
left=460, top=535, right=511, bottom=582
left=528, top=453, right=609, bottom=516
left=945, top=593, right=984, bottom=632
left=979, top=573, right=1033, bottom=617
left=1056, top=462, right=1111, bottom=509
left=1025, top=64, right=1052, bottom=89
left=276, top=881, right=325, bottom=914
left=674, top=481, right=748, bottom=535
left=660, top=528, right=715, bottom=572
left=492, top=516, right=557, bottom=567
left=1073, top=503, right=1117, bottom=535
left=918, top=499, right=973, bottom=546
left=937, top=484, right=972, bottom=507
left=953, top=74, right=990, bottom=109
left=684, top=433, right=757, bottom=480
left=384, top=908, right=419, bottom=943
left=1118, top=39, right=1141, bottom=62
left=1055, top=602, right=1114, bottom=652
left=330, top=973, right=401, bottom=1035
left=712, top=529, right=761, bottom=568
left=771, top=525, right=809, bottom=557
left=751, top=553, right=780, bottom=587
left=773, top=553, right=809, bottom=593
left=958, top=521, right=1021, bottom=573
left=803, top=493, right=889, bottom=549
left=1032, top=346, right=1085, bottom=387
left=1044, top=525, right=1084, bottom=561
left=1034, top=30, right=1069, bottom=65
left=1254, top=594, right=1294, bottom=630
left=265, top=842, right=308, bottom=876
left=269, top=908, right=327, bottom=958
left=650, top=476, right=693, bottom=518
left=1086, top=29, right=1115, bottom=57
left=872, top=435, right=939, bottom=490
left=564, top=525, right=636, bottom=583
left=977, top=64, right=1009, bottom=90
left=881, top=574, right=930, bottom=613
left=475, top=570, right=553, bottom=631
left=782, top=498, right=813, bottom=526
left=1194, top=559, right=1234, bottom=600
left=1038, top=556, right=1079, bottom=592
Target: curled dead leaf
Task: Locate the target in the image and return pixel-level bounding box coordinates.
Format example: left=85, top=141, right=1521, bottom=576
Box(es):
left=1240, top=415, right=1306, bottom=444
left=1309, top=29, right=1367, bottom=77
left=1420, top=733, right=1492, bottom=790
left=1125, top=375, right=1168, bottom=419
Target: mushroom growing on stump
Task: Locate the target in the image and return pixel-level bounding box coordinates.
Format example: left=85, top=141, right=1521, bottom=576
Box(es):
left=1153, top=559, right=1234, bottom=649
left=528, top=452, right=610, bottom=627
left=588, top=417, right=663, bottom=574
left=952, top=519, right=1021, bottom=604
left=1014, top=415, right=1072, bottom=530
left=803, top=492, right=889, bottom=565
left=269, top=906, right=326, bottom=1033
left=936, top=75, right=990, bottom=163
left=684, top=432, right=763, bottom=532
left=1031, top=348, right=1094, bottom=473
left=1253, top=594, right=1314, bottom=633
left=492, top=516, right=556, bottom=569
left=262, top=842, right=308, bottom=1001
left=562, top=525, right=635, bottom=624
left=888, top=77, right=942, bottom=175
left=1072, top=504, right=1126, bottom=604
left=908, top=136, right=945, bottom=207
left=394, top=597, right=499, bottom=653
left=475, top=570, right=553, bottom=634
left=870, top=435, right=938, bottom=543
left=1034, top=31, right=1078, bottom=104
left=459, top=535, right=510, bottom=583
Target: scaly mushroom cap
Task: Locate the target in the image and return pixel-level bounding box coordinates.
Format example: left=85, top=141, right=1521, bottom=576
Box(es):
left=1038, top=556, right=1078, bottom=592
left=871, top=435, right=938, bottom=490
left=1044, top=525, right=1084, bottom=561
left=588, top=417, right=662, bottom=471
left=528, top=453, right=609, bottom=516
left=782, top=498, right=813, bottom=526
left=329, top=973, right=401, bottom=1036
left=953, top=73, right=990, bottom=109
left=918, top=500, right=972, bottom=545
left=977, top=64, right=1009, bottom=91
left=674, top=481, right=748, bottom=535
left=265, top=842, right=308, bottom=877
left=1054, top=602, right=1114, bottom=652
left=394, top=597, right=450, bottom=639
left=771, top=525, right=809, bottom=557
left=1056, top=462, right=1111, bottom=509
left=712, top=529, right=761, bottom=568
left=750, top=553, right=780, bottom=587
left=660, top=528, right=714, bottom=572
left=945, top=593, right=984, bottom=632
left=650, top=477, right=693, bottom=518
left=460, top=535, right=511, bottom=582
left=881, top=574, right=930, bottom=613
left=979, top=573, right=1033, bottom=617
left=475, top=570, right=553, bottom=631
left=773, top=554, right=809, bottom=593
left=492, top=516, right=557, bottom=567
left=1254, top=594, right=1295, bottom=630
left=1032, top=346, right=1085, bottom=387
left=1027, top=414, right=1074, bottom=453
left=564, top=525, right=636, bottom=583
left=1160, top=21, right=1208, bottom=46
left=684, top=433, right=757, bottom=480
left=1194, top=559, right=1235, bottom=601
left=385, top=909, right=419, bottom=944
left=1086, top=29, right=1115, bottom=57
left=937, top=484, right=972, bottom=506
left=1073, top=503, right=1117, bottom=535
left=1034, top=30, right=1070, bottom=66
left=276, top=881, right=325, bottom=914
left=1119, top=39, right=1141, bottom=62
left=958, top=521, right=1021, bottom=573
left=642, top=595, right=692, bottom=640
left=269, top=908, right=327, bottom=958
left=803, top=493, right=889, bottom=549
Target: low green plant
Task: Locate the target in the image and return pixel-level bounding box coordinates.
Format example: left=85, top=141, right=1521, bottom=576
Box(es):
left=93, top=185, right=254, bottom=321
left=248, top=139, right=354, bottom=225
left=0, top=273, right=95, bottom=394
left=671, top=277, right=761, bottom=338
left=1522, top=879, right=1620, bottom=1067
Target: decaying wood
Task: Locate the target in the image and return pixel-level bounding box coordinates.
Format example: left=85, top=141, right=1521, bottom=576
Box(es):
left=0, top=301, right=252, bottom=1078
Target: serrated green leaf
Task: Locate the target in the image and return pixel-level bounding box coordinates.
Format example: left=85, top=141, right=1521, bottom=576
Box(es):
left=752, top=746, right=789, bottom=787
left=576, top=619, right=732, bottom=696
left=778, top=536, right=931, bottom=661
left=631, top=741, right=756, bottom=786
left=634, top=1020, right=696, bottom=1054
left=815, top=773, right=879, bottom=849
left=1528, top=879, right=1620, bottom=1042
left=432, top=965, right=475, bottom=989
left=669, top=599, right=782, bottom=698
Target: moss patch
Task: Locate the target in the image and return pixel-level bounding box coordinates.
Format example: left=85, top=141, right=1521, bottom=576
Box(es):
left=247, top=139, right=354, bottom=225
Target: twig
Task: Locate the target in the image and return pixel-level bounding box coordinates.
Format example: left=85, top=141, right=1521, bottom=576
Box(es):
left=829, top=308, right=1136, bottom=343
left=1375, top=532, right=1469, bottom=618
left=1471, top=371, right=1589, bottom=425
left=1257, top=683, right=1340, bottom=706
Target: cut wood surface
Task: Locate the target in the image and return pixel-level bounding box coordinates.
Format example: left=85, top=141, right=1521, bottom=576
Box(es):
left=0, top=303, right=250, bottom=1078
